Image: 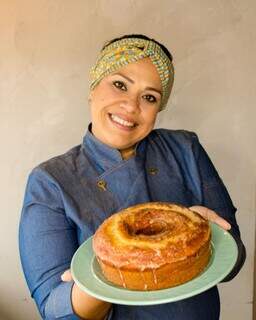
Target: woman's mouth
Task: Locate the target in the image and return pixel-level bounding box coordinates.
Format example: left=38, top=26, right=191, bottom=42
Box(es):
left=108, top=113, right=137, bottom=131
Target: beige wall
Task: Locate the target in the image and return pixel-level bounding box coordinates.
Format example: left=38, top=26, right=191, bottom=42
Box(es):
left=1, top=1, right=255, bottom=319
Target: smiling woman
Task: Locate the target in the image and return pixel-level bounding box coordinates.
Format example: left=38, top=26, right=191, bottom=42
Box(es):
left=19, top=34, right=245, bottom=320
left=89, top=58, right=162, bottom=151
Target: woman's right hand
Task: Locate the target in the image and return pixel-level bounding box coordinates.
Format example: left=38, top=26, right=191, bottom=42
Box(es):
left=61, top=269, right=73, bottom=281
left=61, top=269, right=112, bottom=320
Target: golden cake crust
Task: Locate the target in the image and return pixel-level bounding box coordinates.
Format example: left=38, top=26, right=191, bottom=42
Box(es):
left=92, top=202, right=211, bottom=290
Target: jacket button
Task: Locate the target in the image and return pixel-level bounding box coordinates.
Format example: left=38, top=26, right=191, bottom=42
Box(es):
left=97, top=180, right=107, bottom=191
left=148, top=167, right=158, bottom=175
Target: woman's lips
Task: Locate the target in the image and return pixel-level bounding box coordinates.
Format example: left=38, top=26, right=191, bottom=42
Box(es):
left=108, top=113, right=137, bottom=131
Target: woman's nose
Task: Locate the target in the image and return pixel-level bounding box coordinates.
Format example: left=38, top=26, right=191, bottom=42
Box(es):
left=120, top=96, right=140, bottom=113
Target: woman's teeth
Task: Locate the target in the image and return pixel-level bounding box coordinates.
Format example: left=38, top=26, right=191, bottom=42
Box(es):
left=110, top=114, right=135, bottom=127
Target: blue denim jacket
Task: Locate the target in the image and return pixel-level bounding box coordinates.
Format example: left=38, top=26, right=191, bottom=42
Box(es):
left=19, top=127, right=245, bottom=319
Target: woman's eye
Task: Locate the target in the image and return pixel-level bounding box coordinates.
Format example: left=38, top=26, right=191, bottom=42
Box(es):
left=113, top=80, right=127, bottom=91
left=143, top=94, right=157, bottom=103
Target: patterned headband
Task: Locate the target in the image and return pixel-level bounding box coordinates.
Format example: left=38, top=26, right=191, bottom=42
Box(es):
left=89, top=38, right=174, bottom=111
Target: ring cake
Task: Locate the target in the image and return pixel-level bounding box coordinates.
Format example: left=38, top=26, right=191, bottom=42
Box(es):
left=92, top=202, right=211, bottom=291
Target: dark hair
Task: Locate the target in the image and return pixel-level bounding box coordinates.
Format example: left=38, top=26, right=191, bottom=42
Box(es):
left=102, top=34, right=173, bottom=62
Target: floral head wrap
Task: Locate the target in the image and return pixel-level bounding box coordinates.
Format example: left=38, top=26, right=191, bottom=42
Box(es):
left=89, top=38, right=174, bottom=111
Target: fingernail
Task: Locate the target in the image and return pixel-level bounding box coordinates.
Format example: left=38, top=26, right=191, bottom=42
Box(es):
left=61, top=271, right=67, bottom=281
left=226, top=223, right=231, bottom=230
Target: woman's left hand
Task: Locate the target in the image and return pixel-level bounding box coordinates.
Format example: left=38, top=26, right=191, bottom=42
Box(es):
left=189, top=205, right=231, bottom=230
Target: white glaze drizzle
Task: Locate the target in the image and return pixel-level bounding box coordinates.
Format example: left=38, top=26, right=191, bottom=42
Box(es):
left=117, top=267, right=126, bottom=288
left=140, top=270, right=148, bottom=290
left=152, top=269, right=158, bottom=285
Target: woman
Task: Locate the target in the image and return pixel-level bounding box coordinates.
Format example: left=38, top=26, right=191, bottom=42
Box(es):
left=19, top=34, right=245, bottom=320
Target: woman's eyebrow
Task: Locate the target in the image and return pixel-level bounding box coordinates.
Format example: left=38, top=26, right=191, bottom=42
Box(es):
left=112, top=72, right=162, bottom=96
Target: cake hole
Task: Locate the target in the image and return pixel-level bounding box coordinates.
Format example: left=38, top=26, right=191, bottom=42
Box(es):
left=125, top=220, right=168, bottom=237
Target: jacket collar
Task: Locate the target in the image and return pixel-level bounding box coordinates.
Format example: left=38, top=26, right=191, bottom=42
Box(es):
left=82, top=124, right=146, bottom=172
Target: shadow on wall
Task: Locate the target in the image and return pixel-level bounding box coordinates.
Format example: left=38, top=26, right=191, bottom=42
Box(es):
left=0, top=309, right=13, bottom=320
left=0, top=299, right=30, bottom=320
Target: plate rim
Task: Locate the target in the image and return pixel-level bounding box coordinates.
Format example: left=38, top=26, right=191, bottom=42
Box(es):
left=71, top=223, right=238, bottom=305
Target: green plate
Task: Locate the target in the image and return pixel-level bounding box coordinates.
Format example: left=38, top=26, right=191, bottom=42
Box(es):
left=71, top=223, right=238, bottom=305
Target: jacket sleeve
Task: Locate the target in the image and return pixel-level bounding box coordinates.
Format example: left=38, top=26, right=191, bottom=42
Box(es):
left=19, top=168, right=80, bottom=319
left=191, top=133, right=246, bottom=281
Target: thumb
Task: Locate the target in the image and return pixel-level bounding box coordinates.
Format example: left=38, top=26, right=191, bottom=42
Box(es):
left=61, top=269, right=73, bottom=282
left=189, top=205, right=231, bottom=230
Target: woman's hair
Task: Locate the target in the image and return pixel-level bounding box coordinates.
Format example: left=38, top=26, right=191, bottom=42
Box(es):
left=102, top=34, right=173, bottom=62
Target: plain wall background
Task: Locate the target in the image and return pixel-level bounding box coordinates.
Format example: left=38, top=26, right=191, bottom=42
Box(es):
left=1, top=1, right=255, bottom=319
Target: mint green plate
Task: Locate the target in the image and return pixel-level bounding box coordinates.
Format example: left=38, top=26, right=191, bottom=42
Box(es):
left=71, top=223, right=238, bottom=305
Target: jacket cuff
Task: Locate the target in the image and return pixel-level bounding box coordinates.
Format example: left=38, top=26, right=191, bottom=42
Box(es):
left=105, top=306, right=114, bottom=319
left=44, top=281, right=79, bottom=319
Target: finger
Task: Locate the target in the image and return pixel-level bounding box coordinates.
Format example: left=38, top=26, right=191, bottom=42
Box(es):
left=61, top=269, right=73, bottom=282
left=208, top=212, right=231, bottom=230
left=189, top=205, right=231, bottom=230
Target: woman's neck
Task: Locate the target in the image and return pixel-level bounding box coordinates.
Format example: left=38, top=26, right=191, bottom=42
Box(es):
left=89, top=124, right=136, bottom=160
left=119, top=145, right=136, bottom=160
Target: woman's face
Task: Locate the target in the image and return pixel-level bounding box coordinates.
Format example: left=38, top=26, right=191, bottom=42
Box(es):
left=89, top=57, right=162, bottom=150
